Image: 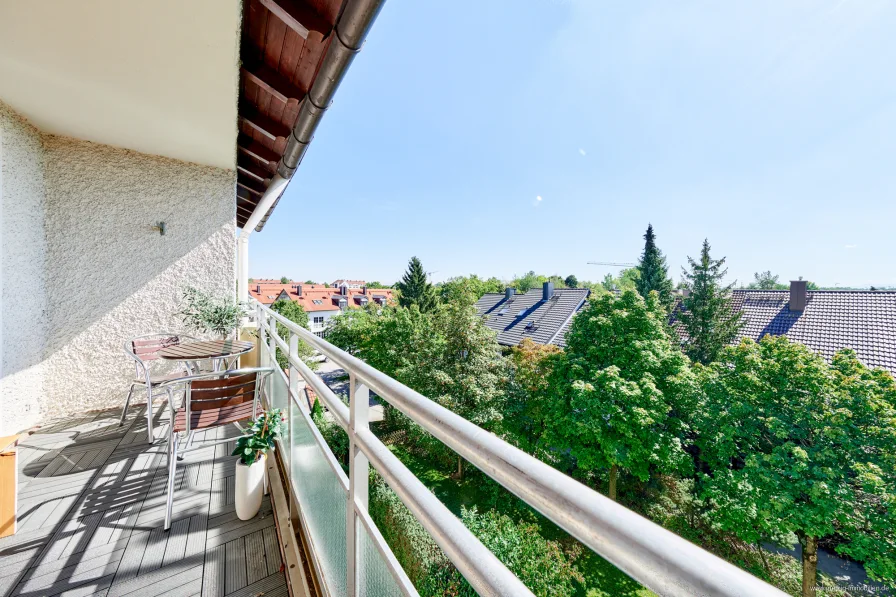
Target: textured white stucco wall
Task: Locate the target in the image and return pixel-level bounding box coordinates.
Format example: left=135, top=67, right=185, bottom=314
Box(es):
left=41, top=137, right=236, bottom=417
left=0, top=102, right=49, bottom=434
left=0, top=100, right=237, bottom=432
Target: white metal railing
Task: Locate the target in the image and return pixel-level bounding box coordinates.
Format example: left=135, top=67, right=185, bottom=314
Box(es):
left=253, top=299, right=787, bottom=597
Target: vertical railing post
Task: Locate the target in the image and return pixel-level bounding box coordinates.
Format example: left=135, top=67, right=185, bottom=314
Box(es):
left=268, top=318, right=277, bottom=373
left=257, top=304, right=268, bottom=368
left=287, top=331, right=302, bottom=525
left=346, top=373, right=370, bottom=597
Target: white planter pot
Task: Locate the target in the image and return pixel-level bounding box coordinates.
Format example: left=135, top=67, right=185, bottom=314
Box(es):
left=235, top=454, right=266, bottom=520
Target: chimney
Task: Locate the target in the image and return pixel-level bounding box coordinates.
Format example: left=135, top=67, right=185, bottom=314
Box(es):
left=789, top=280, right=808, bottom=311
left=256, top=283, right=260, bottom=293
left=505, top=288, right=515, bottom=300
left=362, top=286, right=367, bottom=295
left=342, top=285, right=349, bottom=296
left=296, top=285, right=302, bottom=297
left=543, top=281, right=555, bottom=301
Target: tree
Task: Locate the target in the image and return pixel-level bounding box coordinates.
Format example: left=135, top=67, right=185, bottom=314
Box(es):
left=678, top=239, right=743, bottom=364
left=429, top=507, right=584, bottom=597
left=828, top=351, right=896, bottom=588
left=600, top=273, right=616, bottom=292
left=304, top=279, right=315, bottom=284
left=695, top=337, right=896, bottom=597
left=504, top=338, right=563, bottom=454
left=366, top=281, right=389, bottom=289
left=635, top=224, right=674, bottom=307
left=280, top=276, right=290, bottom=284
left=439, top=275, right=503, bottom=304
left=327, top=299, right=507, bottom=478
left=396, top=256, right=439, bottom=313
left=270, top=299, right=316, bottom=370
left=747, top=270, right=787, bottom=290
left=598, top=268, right=639, bottom=293
left=564, top=274, right=578, bottom=288
left=546, top=290, right=694, bottom=500
left=511, top=271, right=546, bottom=293
left=430, top=299, right=508, bottom=477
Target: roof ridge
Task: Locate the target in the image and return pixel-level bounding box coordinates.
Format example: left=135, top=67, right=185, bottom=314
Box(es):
left=735, top=289, right=896, bottom=294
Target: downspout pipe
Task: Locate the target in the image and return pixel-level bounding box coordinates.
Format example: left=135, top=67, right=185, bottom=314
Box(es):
left=237, top=0, right=385, bottom=300
left=253, top=0, right=387, bottom=232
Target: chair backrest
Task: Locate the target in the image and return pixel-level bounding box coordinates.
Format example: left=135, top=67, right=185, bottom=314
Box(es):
left=188, top=371, right=261, bottom=411
left=130, top=335, right=182, bottom=362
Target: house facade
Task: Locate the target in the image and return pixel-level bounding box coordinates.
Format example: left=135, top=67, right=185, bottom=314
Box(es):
left=249, top=282, right=394, bottom=336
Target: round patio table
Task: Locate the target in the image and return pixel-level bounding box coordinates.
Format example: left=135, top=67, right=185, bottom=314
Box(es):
left=157, top=339, right=255, bottom=372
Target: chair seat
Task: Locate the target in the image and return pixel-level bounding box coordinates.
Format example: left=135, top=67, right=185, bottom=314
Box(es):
left=134, top=370, right=188, bottom=386
left=173, top=402, right=254, bottom=433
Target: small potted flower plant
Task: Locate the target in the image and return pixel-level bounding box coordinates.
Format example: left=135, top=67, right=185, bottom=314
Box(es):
left=232, top=409, right=284, bottom=520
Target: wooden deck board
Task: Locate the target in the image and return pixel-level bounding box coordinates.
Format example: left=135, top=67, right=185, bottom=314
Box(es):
left=0, top=408, right=286, bottom=597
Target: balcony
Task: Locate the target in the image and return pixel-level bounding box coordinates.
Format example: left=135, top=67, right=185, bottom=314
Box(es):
left=0, top=1, right=831, bottom=595
left=0, top=406, right=287, bottom=597
left=0, top=302, right=788, bottom=597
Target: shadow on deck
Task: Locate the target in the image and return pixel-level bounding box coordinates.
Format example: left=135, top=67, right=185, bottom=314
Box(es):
left=0, top=406, right=287, bottom=597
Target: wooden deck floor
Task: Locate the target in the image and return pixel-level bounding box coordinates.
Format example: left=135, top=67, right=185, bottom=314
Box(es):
left=0, top=406, right=288, bottom=597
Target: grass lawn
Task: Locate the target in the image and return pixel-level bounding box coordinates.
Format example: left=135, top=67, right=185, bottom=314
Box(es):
left=385, top=441, right=655, bottom=597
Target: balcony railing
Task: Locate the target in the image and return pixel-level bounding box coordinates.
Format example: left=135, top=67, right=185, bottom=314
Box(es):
left=253, top=299, right=787, bottom=597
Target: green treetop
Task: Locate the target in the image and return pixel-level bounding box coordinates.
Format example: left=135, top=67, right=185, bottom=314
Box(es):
left=511, top=271, right=546, bottom=293
left=635, top=224, right=674, bottom=307
left=327, top=298, right=507, bottom=479
left=396, top=256, right=439, bottom=313
left=546, top=290, right=694, bottom=501
left=695, top=337, right=896, bottom=597
left=564, top=274, right=578, bottom=288
left=678, top=239, right=743, bottom=364
left=280, top=276, right=290, bottom=284
left=439, top=275, right=504, bottom=304
left=747, top=270, right=787, bottom=290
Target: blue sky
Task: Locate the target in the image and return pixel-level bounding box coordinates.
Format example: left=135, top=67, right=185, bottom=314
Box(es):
left=249, top=0, right=896, bottom=288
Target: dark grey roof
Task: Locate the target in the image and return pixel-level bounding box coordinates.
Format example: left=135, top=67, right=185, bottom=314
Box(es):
left=476, top=288, right=590, bottom=347
left=673, top=290, right=896, bottom=375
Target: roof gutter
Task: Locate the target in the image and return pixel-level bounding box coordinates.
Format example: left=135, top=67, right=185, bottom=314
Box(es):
left=238, top=0, right=386, bottom=240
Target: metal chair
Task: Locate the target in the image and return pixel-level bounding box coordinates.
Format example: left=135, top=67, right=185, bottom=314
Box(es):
left=122, top=333, right=198, bottom=444
left=158, top=367, right=274, bottom=530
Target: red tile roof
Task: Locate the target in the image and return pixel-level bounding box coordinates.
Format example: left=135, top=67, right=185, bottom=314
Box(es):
left=249, top=283, right=394, bottom=312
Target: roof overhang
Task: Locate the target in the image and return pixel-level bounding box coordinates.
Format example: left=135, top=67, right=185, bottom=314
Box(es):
left=0, top=0, right=242, bottom=169
left=235, top=0, right=386, bottom=232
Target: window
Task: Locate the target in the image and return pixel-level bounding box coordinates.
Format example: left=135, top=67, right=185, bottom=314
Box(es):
left=517, top=308, right=528, bottom=317
left=313, top=316, right=324, bottom=325
left=498, top=307, right=509, bottom=315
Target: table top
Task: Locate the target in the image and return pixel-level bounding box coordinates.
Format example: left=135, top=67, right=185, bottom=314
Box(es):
left=157, top=339, right=255, bottom=361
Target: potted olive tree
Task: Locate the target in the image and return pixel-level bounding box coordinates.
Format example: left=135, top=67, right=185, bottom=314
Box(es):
left=178, top=287, right=242, bottom=339
left=232, top=409, right=284, bottom=520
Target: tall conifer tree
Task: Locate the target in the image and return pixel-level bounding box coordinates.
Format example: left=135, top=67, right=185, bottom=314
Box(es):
left=396, top=256, right=438, bottom=313
left=678, top=239, right=743, bottom=364
left=635, top=224, right=674, bottom=308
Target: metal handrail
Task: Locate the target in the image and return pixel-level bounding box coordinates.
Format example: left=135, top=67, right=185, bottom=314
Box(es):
left=254, top=300, right=787, bottom=597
